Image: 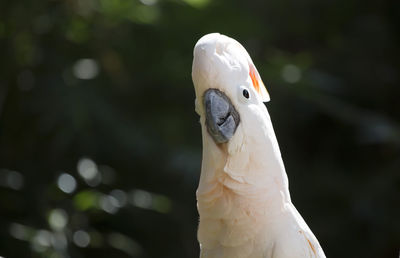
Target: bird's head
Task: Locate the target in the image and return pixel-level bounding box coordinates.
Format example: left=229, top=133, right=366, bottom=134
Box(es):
left=192, top=33, right=270, bottom=144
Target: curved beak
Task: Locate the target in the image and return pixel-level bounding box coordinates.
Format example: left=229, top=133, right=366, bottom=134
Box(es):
left=203, top=89, right=240, bottom=144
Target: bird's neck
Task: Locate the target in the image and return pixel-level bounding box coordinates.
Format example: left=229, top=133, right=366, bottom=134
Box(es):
left=196, top=137, right=290, bottom=222
left=196, top=148, right=289, bottom=255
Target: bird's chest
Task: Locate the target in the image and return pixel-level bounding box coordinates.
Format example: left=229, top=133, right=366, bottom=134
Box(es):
left=197, top=180, right=275, bottom=257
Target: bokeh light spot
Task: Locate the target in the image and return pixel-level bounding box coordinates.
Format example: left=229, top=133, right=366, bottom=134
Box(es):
left=152, top=195, right=172, bottom=213
left=130, top=189, right=152, bottom=209
left=182, top=0, right=210, bottom=8
left=73, top=59, right=99, bottom=80
left=9, top=223, right=31, bottom=241
left=108, top=233, right=142, bottom=256
left=6, top=170, right=24, bottom=190
left=99, top=195, right=119, bottom=214
left=34, top=230, right=52, bottom=248
left=110, top=189, right=127, bottom=207
left=73, top=190, right=100, bottom=211
left=57, top=173, right=77, bottom=194
left=281, top=64, right=302, bottom=83
left=50, top=232, right=67, bottom=250
left=77, top=158, right=101, bottom=187
left=0, top=169, right=24, bottom=190
left=140, top=0, right=157, bottom=5
left=48, top=209, right=68, bottom=231
left=73, top=230, right=91, bottom=248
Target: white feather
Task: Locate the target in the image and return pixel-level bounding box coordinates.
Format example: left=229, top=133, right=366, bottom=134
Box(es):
left=192, top=33, right=326, bottom=258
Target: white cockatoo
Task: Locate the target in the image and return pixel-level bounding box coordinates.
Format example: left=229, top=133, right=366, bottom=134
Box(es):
left=191, top=33, right=326, bottom=258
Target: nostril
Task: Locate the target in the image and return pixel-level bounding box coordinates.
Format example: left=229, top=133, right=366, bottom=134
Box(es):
left=216, top=112, right=230, bottom=126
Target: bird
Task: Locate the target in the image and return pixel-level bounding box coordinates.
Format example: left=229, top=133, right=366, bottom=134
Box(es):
left=191, top=33, right=326, bottom=258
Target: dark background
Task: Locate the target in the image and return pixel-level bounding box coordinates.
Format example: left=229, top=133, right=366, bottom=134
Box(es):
left=0, top=0, right=399, bottom=257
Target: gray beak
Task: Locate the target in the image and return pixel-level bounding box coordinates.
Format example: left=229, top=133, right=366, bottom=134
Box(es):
left=203, top=89, right=240, bottom=144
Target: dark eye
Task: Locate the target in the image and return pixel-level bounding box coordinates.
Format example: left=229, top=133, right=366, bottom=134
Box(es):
left=242, top=89, right=249, bottom=99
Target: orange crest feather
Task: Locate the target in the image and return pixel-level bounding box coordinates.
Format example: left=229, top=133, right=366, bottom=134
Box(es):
left=249, top=63, right=270, bottom=102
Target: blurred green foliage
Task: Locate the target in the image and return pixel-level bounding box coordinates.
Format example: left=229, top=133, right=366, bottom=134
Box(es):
left=0, top=0, right=399, bottom=257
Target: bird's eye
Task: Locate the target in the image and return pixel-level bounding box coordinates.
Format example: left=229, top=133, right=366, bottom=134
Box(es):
left=242, top=89, right=249, bottom=99
left=238, top=85, right=251, bottom=103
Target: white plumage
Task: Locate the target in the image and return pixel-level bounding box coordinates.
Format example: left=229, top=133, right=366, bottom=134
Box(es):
left=192, top=33, right=326, bottom=258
